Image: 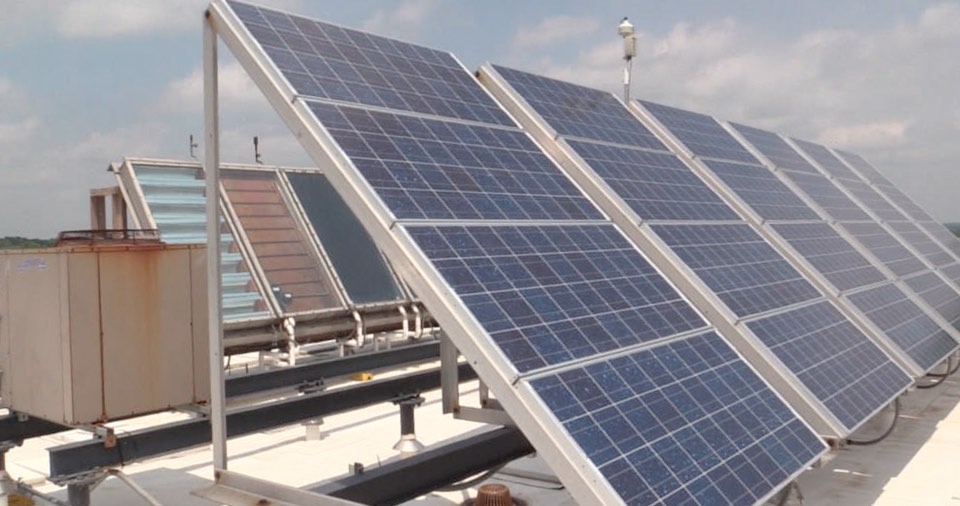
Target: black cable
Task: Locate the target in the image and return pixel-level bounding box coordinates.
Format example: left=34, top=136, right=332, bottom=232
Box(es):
left=847, top=397, right=900, bottom=446
left=926, top=353, right=960, bottom=378
left=917, top=355, right=955, bottom=388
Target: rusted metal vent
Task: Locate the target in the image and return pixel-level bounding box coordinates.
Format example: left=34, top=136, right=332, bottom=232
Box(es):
left=462, top=483, right=524, bottom=506
left=56, top=229, right=161, bottom=246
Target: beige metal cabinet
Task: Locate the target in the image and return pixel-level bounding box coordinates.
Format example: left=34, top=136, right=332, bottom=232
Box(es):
left=0, top=244, right=209, bottom=426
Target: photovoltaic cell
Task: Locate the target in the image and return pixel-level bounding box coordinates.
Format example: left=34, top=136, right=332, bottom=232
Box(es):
left=942, top=263, right=960, bottom=286
left=777, top=170, right=872, bottom=221
left=839, top=222, right=927, bottom=277
left=640, top=101, right=760, bottom=164
left=790, top=139, right=861, bottom=182
left=878, top=184, right=933, bottom=222
left=700, top=159, right=820, bottom=221
left=308, top=101, right=602, bottom=221
left=920, top=222, right=960, bottom=258
left=846, top=284, right=958, bottom=371
left=651, top=223, right=821, bottom=317
left=729, top=123, right=821, bottom=174
left=408, top=224, right=706, bottom=373
left=835, top=150, right=890, bottom=187
left=902, top=272, right=960, bottom=333
left=532, top=332, right=826, bottom=505
left=836, top=178, right=907, bottom=222
left=770, top=222, right=887, bottom=292
left=492, top=65, right=668, bottom=150
left=887, top=221, right=954, bottom=267
left=566, top=139, right=739, bottom=221
left=746, top=300, right=911, bottom=429
left=228, top=1, right=512, bottom=126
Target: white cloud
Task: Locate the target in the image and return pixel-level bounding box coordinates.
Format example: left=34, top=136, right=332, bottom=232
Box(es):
left=819, top=121, right=909, bottom=149
left=57, top=0, right=206, bottom=39
left=363, top=0, right=438, bottom=39
left=55, top=0, right=304, bottom=39
left=512, top=16, right=600, bottom=49
left=0, top=117, right=41, bottom=145
left=156, top=60, right=265, bottom=114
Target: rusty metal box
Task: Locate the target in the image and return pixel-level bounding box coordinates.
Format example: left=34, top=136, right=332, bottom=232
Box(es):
left=0, top=244, right=209, bottom=425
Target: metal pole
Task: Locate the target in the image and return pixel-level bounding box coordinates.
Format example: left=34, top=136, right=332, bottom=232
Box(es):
left=623, top=58, right=632, bottom=103
left=203, top=9, right=228, bottom=472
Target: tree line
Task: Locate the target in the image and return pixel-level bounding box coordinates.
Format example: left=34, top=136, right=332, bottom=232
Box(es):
left=0, top=237, right=56, bottom=250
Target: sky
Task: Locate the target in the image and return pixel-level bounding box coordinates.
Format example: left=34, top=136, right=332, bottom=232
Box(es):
left=1, top=0, right=958, bottom=237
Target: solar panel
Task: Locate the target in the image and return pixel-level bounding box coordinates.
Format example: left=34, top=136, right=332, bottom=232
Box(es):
left=700, top=159, right=820, bottom=221
left=770, top=222, right=887, bottom=292
left=308, top=101, right=602, bottom=221
left=920, top=221, right=960, bottom=258
left=219, top=4, right=831, bottom=503
left=491, top=65, right=668, bottom=150
left=286, top=172, right=404, bottom=304
left=228, top=1, right=512, bottom=126
left=836, top=178, right=907, bottom=222
left=942, top=263, right=960, bottom=285
left=902, top=271, right=960, bottom=333
left=567, top=139, right=739, bottom=221
left=887, top=221, right=955, bottom=267
left=834, top=150, right=890, bottom=187
left=651, top=223, right=821, bottom=317
left=408, top=224, right=706, bottom=372
left=846, top=284, right=958, bottom=370
left=531, top=332, right=825, bottom=505
left=790, top=138, right=862, bottom=182
left=776, top=170, right=872, bottom=221
left=877, top=184, right=933, bottom=222
left=729, top=123, right=821, bottom=175
left=745, top=300, right=911, bottom=429
left=221, top=169, right=344, bottom=313
left=639, top=101, right=760, bottom=164
left=839, top=222, right=928, bottom=277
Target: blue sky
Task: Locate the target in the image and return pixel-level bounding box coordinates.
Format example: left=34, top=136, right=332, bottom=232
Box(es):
left=1, top=0, right=958, bottom=236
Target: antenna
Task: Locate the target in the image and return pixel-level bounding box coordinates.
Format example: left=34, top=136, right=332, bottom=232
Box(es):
left=618, top=17, right=636, bottom=102
left=189, top=134, right=199, bottom=159
left=253, top=136, right=263, bottom=165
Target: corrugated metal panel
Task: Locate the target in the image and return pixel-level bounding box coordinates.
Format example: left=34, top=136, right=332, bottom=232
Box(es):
left=132, top=164, right=272, bottom=321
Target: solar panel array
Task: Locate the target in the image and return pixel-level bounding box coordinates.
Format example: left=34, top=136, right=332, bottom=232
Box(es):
left=487, top=64, right=909, bottom=438
left=222, top=3, right=829, bottom=504
left=725, top=123, right=960, bottom=373
left=217, top=2, right=960, bottom=503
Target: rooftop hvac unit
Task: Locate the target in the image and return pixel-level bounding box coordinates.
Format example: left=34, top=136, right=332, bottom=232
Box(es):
left=0, top=241, right=209, bottom=426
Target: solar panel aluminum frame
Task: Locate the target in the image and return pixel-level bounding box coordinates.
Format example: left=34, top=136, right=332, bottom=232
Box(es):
left=117, top=157, right=282, bottom=323
left=721, top=124, right=960, bottom=356
left=478, top=64, right=858, bottom=438
left=205, top=4, right=789, bottom=504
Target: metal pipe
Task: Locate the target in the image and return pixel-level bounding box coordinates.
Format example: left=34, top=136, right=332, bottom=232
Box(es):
left=412, top=304, right=423, bottom=339
left=352, top=310, right=365, bottom=348
left=67, top=483, right=91, bottom=506
left=399, top=305, right=409, bottom=340
left=203, top=9, right=228, bottom=472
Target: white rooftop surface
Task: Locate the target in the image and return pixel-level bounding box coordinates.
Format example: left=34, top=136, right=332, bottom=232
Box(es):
left=5, top=357, right=960, bottom=506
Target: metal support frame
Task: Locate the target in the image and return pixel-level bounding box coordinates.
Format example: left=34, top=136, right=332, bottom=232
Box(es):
left=203, top=8, right=228, bottom=472
left=48, top=364, right=477, bottom=481
left=311, top=426, right=532, bottom=505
